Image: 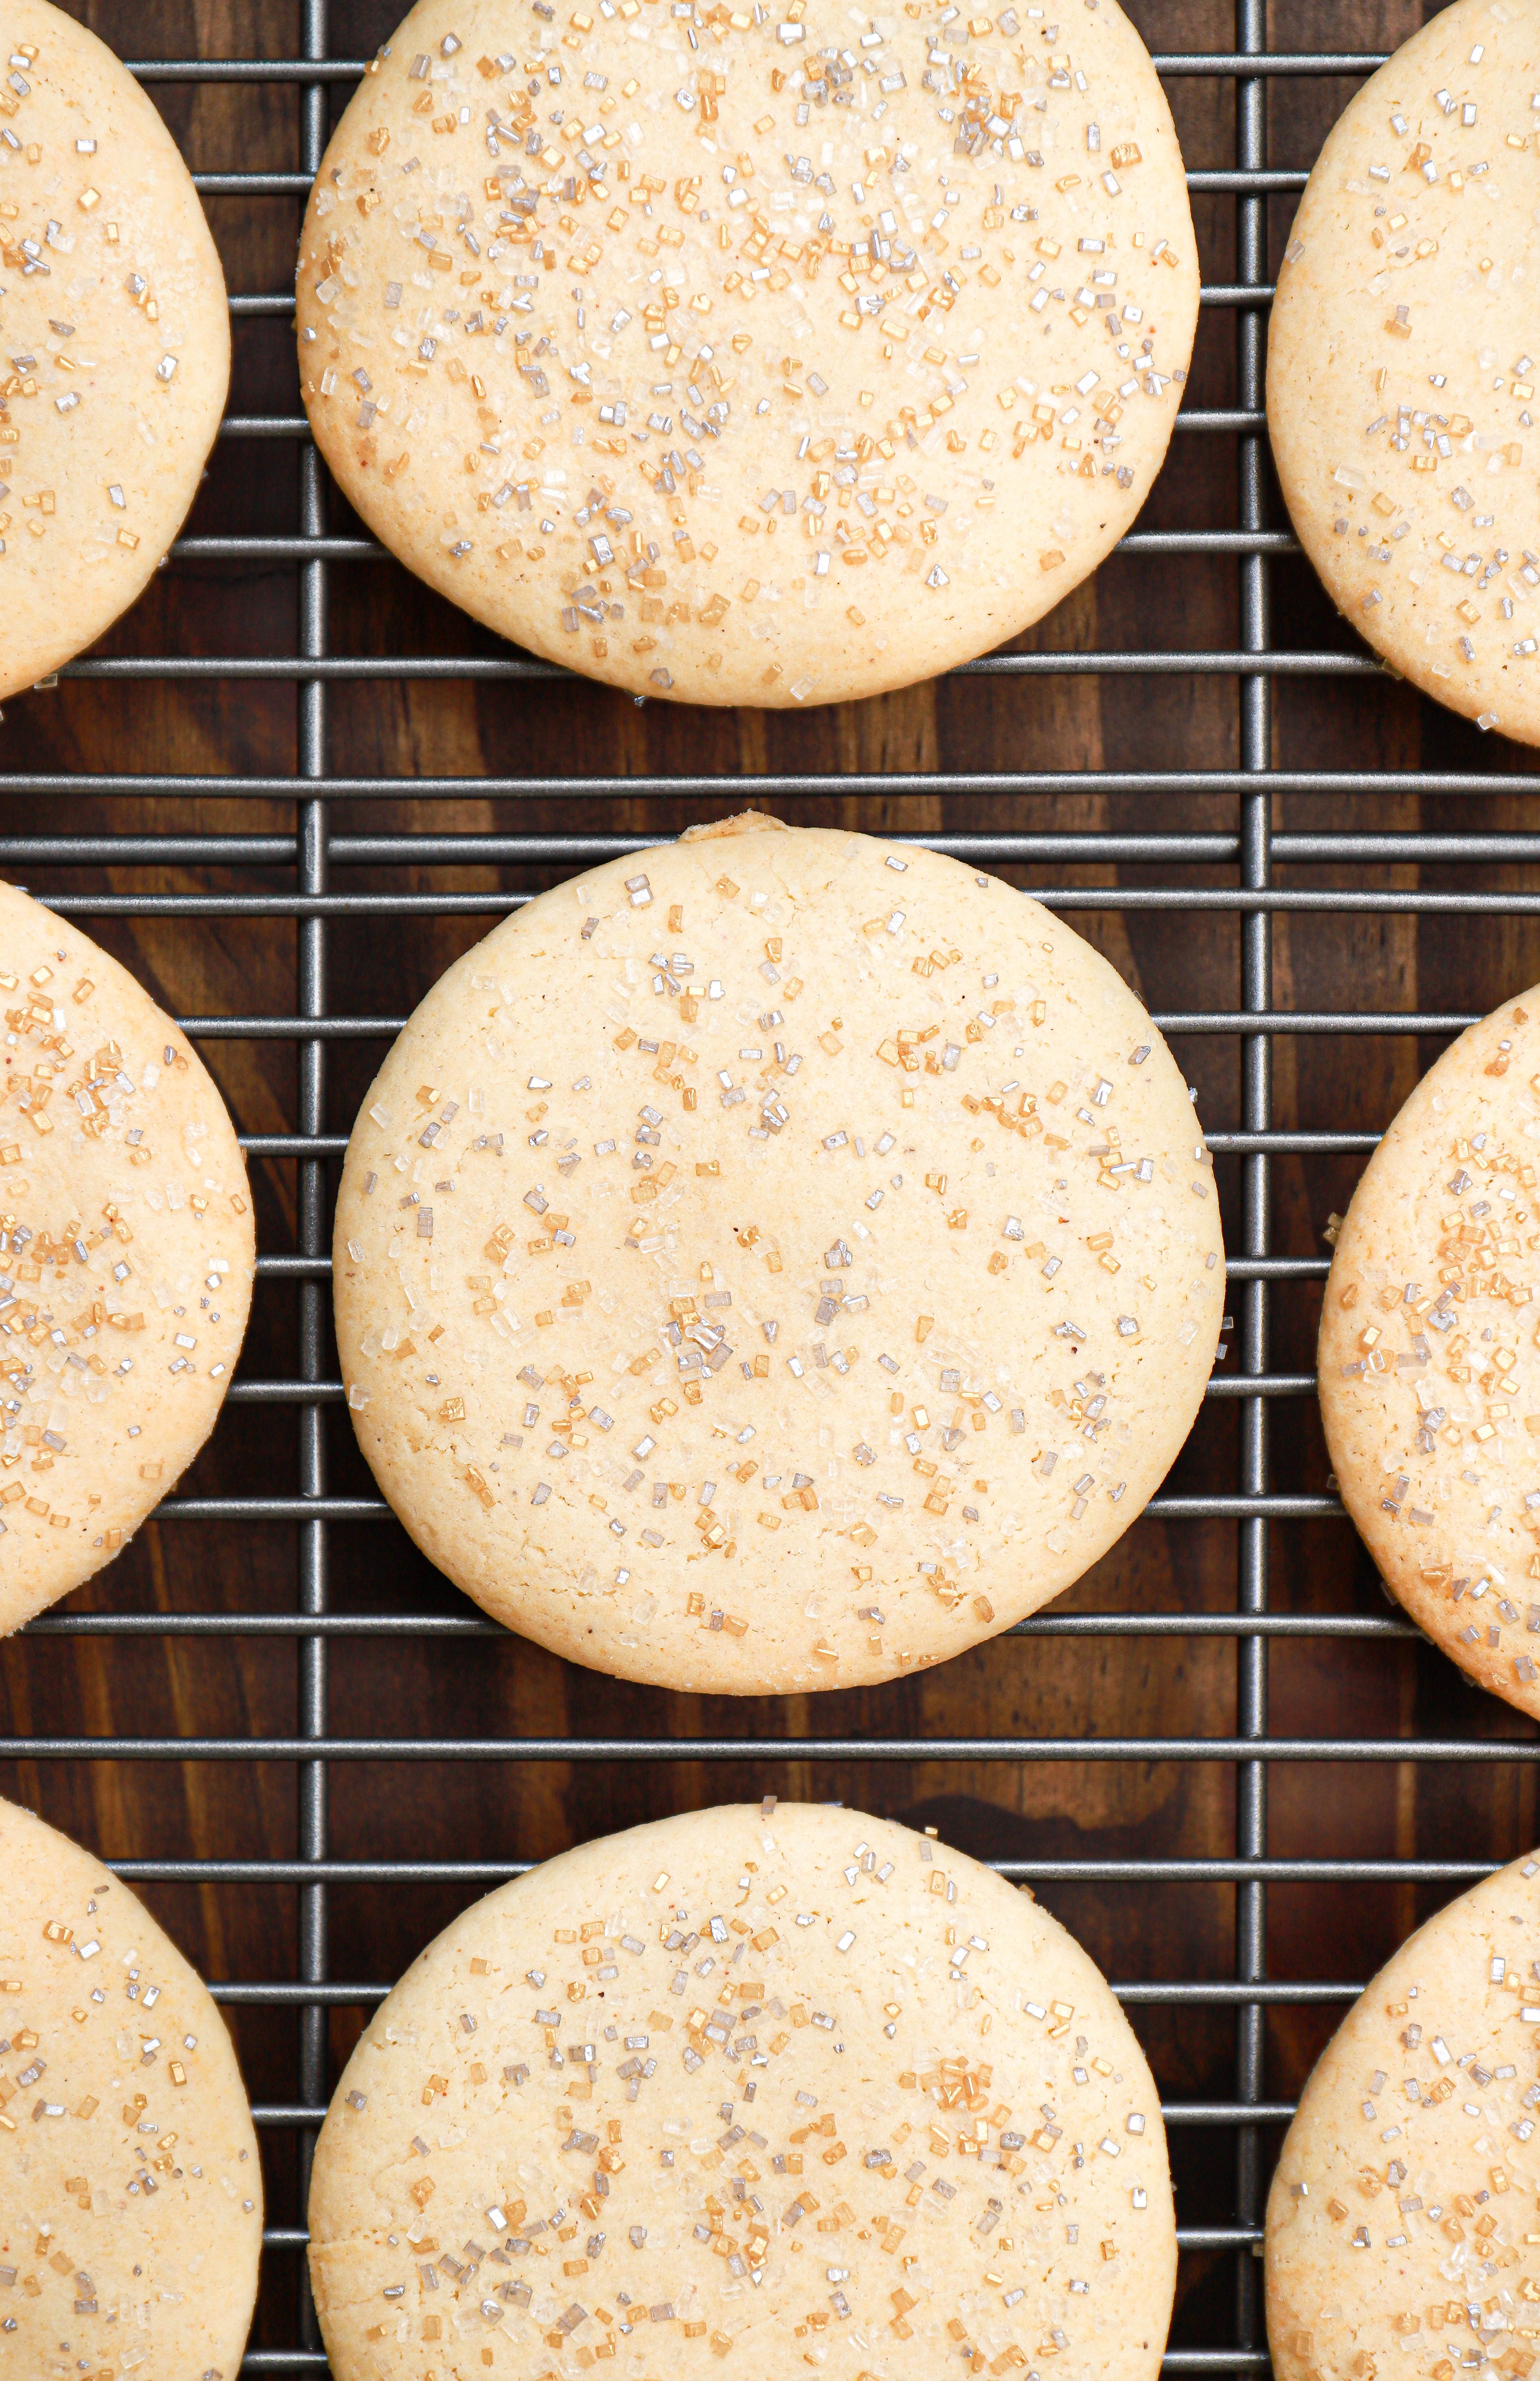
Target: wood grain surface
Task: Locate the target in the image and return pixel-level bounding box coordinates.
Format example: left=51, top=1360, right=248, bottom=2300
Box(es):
left=2, top=1, right=1535, bottom=2362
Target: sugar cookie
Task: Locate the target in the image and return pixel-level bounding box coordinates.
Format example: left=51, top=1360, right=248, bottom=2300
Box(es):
left=1268, top=0, right=1540, bottom=742
left=0, top=1793, right=262, bottom=2375
left=296, top=0, right=1197, bottom=707
left=334, top=813, right=1224, bottom=1694
left=0, top=878, right=255, bottom=1635
left=1266, top=1848, right=1540, bottom=2381
left=0, top=0, right=231, bottom=701
left=310, top=1800, right=1175, bottom=2380
left=1319, top=985, right=1540, bottom=1721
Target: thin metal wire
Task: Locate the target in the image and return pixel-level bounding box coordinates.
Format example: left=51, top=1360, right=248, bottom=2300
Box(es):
left=213, top=1134, right=1360, bottom=1160
left=15, top=1007, right=1465, bottom=1036
left=92, top=1858, right=1494, bottom=1886
left=73, top=1486, right=1345, bottom=1522
left=188, top=167, right=1311, bottom=196
left=296, top=12, right=329, bottom=2364
left=220, top=279, right=1279, bottom=313
left=26, top=883, right=1540, bottom=919
left=123, top=49, right=1394, bottom=79
left=58, top=647, right=1382, bottom=680
left=8, top=1733, right=1533, bottom=1764
left=190, top=1978, right=1360, bottom=2009
left=7, top=827, right=1540, bottom=859
left=1235, top=21, right=1272, bottom=2366
left=25, top=1610, right=1416, bottom=1639
left=9, top=771, right=1534, bottom=799
left=229, top=2345, right=1270, bottom=2371
left=207, top=406, right=1272, bottom=441
left=248, top=2098, right=1298, bottom=2129
left=193, top=1369, right=1323, bottom=1404
left=160, top=525, right=1304, bottom=561
left=2, top=24, right=1521, bottom=2381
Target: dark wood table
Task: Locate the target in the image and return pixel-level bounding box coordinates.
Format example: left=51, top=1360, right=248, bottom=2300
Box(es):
left=3, top=4, right=1533, bottom=2368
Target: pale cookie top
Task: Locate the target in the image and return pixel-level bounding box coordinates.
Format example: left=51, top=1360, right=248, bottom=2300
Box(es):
left=0, top=0, right=231, bottom=702
left=1267, top=0, right=1540, bottom=743
left=0, top=879, right=255, bottom=1637
left=1318, top=987, right=1540, bottom=1724
left=334, top=814, right=1225, bottom=1695
left=0, top=1795, right=262, bottom=2381
left=309, top=1801, right=1175, bottom=2381
left=295, top=0, right=1197, bottom=709
left=1266, top=1849, right=1540, bottom=2381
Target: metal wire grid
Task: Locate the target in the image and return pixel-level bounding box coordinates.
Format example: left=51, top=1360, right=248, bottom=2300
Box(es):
left=5, top=8, right=1536, bottom=2377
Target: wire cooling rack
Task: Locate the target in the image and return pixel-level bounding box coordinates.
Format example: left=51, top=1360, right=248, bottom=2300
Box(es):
left=9, top=5, right=1540, bottom=2376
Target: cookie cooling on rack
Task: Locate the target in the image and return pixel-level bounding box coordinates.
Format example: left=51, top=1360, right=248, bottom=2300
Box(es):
left=0, top=1794, right=263, bottom=2377
left=0, top=0, right=230, bottom=701
left=333, top=813, right=1224, bottom=1693
left=1319, top=986, right=1540, bottom=1721
left=309, top=1801, right=1176, bottom=2381
left=1267, top=0, right=1540, bottom=742
left=296, top=0, right=1198, bottom=706
left=1266, top=1848, right=1540, bottom=2381
left=0, top=880, right=255, bottom=1634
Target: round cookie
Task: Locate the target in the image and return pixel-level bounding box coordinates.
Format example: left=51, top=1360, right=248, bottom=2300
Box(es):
left=334, top=812, right=1225, bottom=1694
left=1267, top=0, right=1540, bottom=743
left=1319, top=985, right=1540, bottom=1722
left=1266, top=1848, right=1540, bottom=2381
left=0, top=0, right=230, bottom=703
left=295, top=0, right=1198, bottom=709
left=0, top=1794, right=262, bottom=2378
left=309, top=1800, right=1176, bottom=2381
left=0, top=877, right=256, bottom=1636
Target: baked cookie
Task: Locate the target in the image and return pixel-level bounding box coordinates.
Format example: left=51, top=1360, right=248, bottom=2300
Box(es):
left=0, top=878, right=255, bottom=1636
left=0, top=1, right=231, bottom=702
left=0, top=1794, right=262, bottom=2378
left=335, top=812, right=1224, bottom=1694
left=296, top=0, right=1197, bottom=708
left=1319, top=986, right=1540, bottom=1722
left=1266, top=1848, right=1540, bottom=2381
left=310, top=1800, right=1175, bottom=2381
left=1267, top=0, right=1540, bottom=743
